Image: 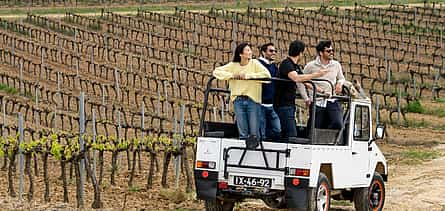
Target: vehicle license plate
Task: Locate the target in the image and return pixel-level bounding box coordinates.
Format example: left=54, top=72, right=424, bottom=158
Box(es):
left=233, top=176, right=271, bottom=188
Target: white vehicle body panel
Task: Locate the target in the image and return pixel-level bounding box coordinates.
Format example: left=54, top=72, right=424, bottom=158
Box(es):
left=221, top=139, right=288, bottom=190
left=196, top=137, right=222, bottom=171
left=195, top=99, right=387, bottom=191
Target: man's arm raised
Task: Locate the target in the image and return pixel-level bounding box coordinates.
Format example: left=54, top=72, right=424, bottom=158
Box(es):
left=287, top=68, right=328, bottom=83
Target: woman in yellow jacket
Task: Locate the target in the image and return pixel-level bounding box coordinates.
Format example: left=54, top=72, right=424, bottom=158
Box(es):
left=213, top=42, right=271, bottom=141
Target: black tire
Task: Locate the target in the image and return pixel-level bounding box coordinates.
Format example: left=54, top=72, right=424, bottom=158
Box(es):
left=204, top=199, right=235, bottom=211
left=353, top=172, right=385, bottom=211
left=308, top=173, right=331, bottom=211
left=263, top=195, right=286, bottom=209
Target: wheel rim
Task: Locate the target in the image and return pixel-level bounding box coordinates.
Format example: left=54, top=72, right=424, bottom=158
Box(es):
left=317, top=182, right=329, bottom=211
left=368, top=180, right=384, bottom=210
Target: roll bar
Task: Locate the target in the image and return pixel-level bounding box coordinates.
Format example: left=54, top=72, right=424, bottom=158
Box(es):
left=198, top=76, right=350, bottom=143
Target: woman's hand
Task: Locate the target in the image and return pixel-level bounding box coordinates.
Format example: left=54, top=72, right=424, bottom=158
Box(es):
left=232, top=73, right=246, bottom=80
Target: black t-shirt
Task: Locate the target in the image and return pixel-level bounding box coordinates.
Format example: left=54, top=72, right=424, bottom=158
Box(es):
left=275, top=57, right=303, bottom=106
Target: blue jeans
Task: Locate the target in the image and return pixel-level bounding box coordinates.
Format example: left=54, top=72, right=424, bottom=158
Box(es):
left=233, top=96, right=261, bottom=140
left=260, top=106, right=281, bottom=140
left=308, top=101, right=343, bottom=130
left=275, top=105, right=297, bottom=139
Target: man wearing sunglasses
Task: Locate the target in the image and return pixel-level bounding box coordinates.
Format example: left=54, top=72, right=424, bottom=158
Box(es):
left=257, top=43, right=281, bottom=141
left=303, top=40, right=346, bottom=130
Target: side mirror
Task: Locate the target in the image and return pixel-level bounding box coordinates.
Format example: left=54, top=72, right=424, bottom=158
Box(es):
left=375, top=124, right=386, bottom=140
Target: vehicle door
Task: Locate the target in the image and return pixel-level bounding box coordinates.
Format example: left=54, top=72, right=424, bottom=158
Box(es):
left=350, top=103, right=371, bottom=185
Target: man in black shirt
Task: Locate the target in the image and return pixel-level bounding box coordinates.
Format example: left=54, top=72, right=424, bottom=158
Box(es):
left=274, top=40, right=328, bottom=140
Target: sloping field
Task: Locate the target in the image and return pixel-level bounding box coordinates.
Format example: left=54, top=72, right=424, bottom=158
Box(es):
left=0, top=1, right=443, bottom=210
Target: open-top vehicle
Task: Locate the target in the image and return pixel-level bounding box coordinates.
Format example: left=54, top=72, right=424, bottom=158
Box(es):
left=194, top=77, right=387, bottom=211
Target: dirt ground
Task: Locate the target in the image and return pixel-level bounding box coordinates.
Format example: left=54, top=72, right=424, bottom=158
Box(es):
left=0, top=1, right=443, bottom=210
left=0, top=126, right=442, bottom=211
left=379, top=128, right=445, bottom=211
left=238, top=126, right=445, bottom=211
left=385, top=147, right=445, bottom=211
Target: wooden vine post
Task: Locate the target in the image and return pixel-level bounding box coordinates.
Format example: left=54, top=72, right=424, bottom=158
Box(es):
left=78, top=92, right=85, bottom=208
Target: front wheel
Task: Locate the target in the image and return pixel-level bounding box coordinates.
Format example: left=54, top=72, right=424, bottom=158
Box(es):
left=204, top=199, right=235, bottom=211
left=353, top=172, right=386, bottom=211
left=308, top=172, right=331, bottom=211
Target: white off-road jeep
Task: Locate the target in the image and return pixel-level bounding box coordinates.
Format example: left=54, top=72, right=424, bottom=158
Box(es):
left=194, top=77, right=387, bottom=211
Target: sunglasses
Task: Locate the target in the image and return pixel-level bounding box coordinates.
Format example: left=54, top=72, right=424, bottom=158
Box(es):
left=324, top=49, right=334, bottom=53
left=268, top=49, right=277, bottom=53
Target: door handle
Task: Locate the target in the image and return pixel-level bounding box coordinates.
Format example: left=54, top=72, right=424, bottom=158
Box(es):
left=352, top=152, right=358, bottom=155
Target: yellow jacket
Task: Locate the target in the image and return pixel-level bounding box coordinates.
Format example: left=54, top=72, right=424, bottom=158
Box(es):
left=213, top=59, right=271, bottom=103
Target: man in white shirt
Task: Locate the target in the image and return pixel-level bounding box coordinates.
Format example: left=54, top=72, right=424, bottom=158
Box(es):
left=303, top=40, right=345, bottom=130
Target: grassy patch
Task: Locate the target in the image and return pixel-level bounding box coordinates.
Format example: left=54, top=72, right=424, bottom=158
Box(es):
left=62, top=15, right=101, bottom=31
left=25, top=16, right=75, bottom=36
left=2, top=0, right=445, bottom=17
left=397, top=76, right=412, bottom=84
left=433, top=124, right=445, bottom=131
left=434, top=98, right=445, bottom=103
left=332, top=0, right=355, bottom=5
left=405, top=100, right=425, bottom=113
left=363, top=15, right=380, bottom=24
left=404, top=118, right=430, bottom=128
left=391, top=88, right=409, bottom=98
left=87, top=22, right=102, bottom=31
left=331, top=200, right=353, bottom=206
left=404, top=100, right=445, bottom=117
left=1, top=21, right=29, bottom=36
left=427, top=108, right=445, bottom=118
left=128, top=186, right=140, bottom=193
left=332, top=0, right=445, bottom=6
left=320, top=8, right=338, bottom=17
left=385, top=20, right=445, bottom=37
left=401, top=149, right=442, bottom=165
left=0, top=83, right=18, bottom=95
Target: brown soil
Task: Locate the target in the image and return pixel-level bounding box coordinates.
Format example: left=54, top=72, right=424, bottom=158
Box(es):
left=0, top=2, right=443, bottom=210
left=0, top=126, right=442, bottom=210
